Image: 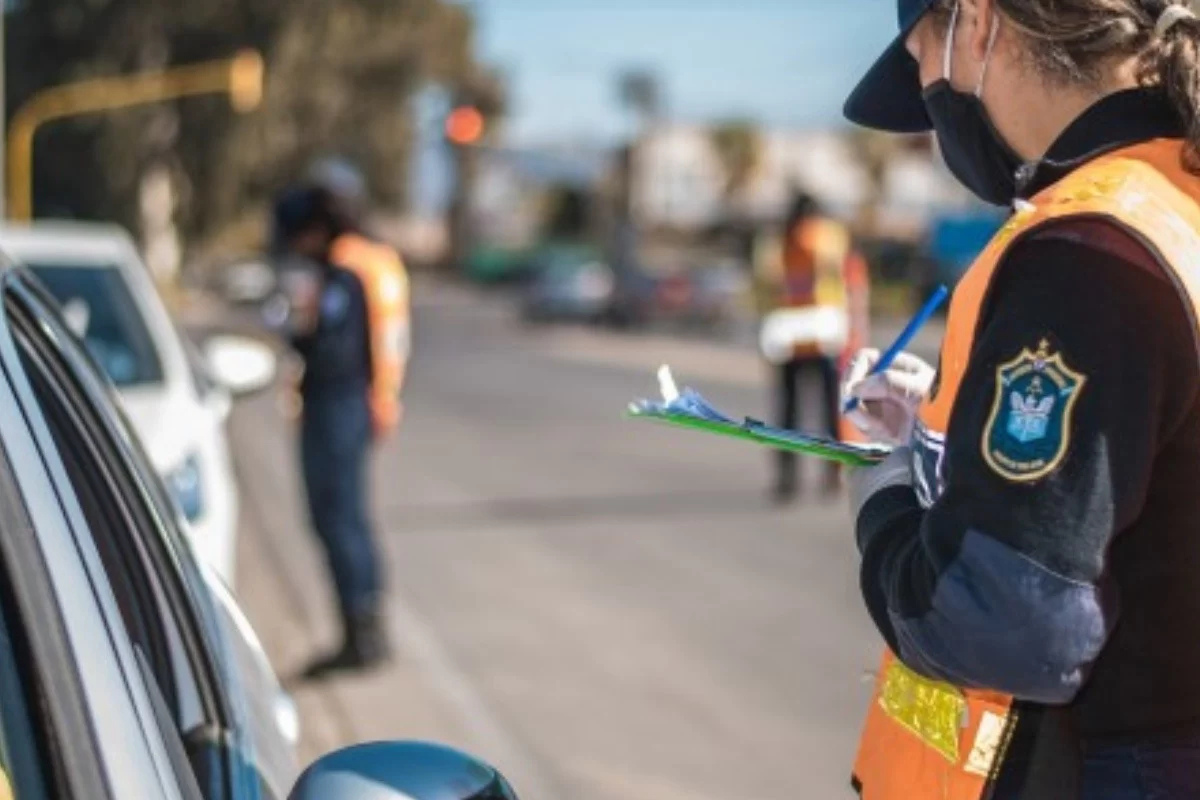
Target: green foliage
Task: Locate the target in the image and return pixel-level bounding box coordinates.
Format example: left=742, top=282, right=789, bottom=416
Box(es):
left=8, top=0, right=499, bottom=248
left=617, top=70, right=660, bottom=121
left=709, top=119, right=762, bottom=198
left=541, top=185, right=590, bottom=241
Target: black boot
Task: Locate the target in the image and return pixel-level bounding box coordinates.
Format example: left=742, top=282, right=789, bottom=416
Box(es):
left=300, top=608, right=392, bottom=681
left=348, top=607, right=392, bottom=666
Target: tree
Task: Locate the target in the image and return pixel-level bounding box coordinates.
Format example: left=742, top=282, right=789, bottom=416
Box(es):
left=8, top=0, right=502, bottom=264
left=541, top=184, right=590, bottom=241
left=612, top=69, right=662, bottom=232
left=847, top=127, right=902, bottom=234
left=709, top=119, right=763, bottom=211
left=617, top=69, right=661, bottom=125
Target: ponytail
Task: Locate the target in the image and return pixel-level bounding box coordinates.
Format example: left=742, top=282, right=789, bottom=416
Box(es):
left=1140, top=4, right=1200, bottom=172
left=992, top=0, right=1200, bottom=173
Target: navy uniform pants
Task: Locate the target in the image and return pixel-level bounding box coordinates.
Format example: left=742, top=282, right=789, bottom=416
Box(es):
left=1078, top=740, right=1200, bottom=799
left=775, top=355, right=840, bottom=490
left=990, top=721, right=1200, bottom=799
left=300, top=388, right=382, bottom=619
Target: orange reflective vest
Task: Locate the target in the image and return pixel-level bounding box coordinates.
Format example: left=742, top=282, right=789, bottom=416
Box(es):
left=328, top=232, right=410, bottom=436
left=782, top=216, right=853, bottom=310
left=779, top=217, right=870, bottom=441
left=766, top=216, right=871, bottom=441
left=853, top=137, right=1200, bottom=798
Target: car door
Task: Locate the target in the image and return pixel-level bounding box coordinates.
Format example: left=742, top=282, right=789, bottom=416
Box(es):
left=0, top=271, right=204, bottom=799
left=2, top=271, right=296, bottom=799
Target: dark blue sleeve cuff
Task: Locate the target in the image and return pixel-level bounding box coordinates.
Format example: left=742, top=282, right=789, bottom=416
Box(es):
left=856, top=484, right=921, bottom=554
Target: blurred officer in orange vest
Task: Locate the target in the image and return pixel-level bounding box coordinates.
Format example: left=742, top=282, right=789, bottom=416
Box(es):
left=272, top=184, right=410, bottom=679
left=840, top=0, right=1200, bottom=797
left=756, top=191, right=869, bottom=503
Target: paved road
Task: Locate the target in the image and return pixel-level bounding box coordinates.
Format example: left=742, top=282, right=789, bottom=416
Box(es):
left=229, top=281, right=944, bottom=800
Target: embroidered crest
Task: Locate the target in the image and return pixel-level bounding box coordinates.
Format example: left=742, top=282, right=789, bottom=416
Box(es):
left=982, top=339, right=1085, bottom=483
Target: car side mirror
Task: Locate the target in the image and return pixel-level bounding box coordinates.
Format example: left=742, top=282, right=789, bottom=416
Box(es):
left=288, top=741, right=519, bottom=800
left=204, top=335, right=277, bottom=398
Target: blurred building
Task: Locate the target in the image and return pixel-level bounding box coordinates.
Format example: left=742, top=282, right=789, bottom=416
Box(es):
left=472, top=143, right=609, bottom=245
left=629, top=127, right=727, bottom=230
left=625, top=124, right=978, bottom=237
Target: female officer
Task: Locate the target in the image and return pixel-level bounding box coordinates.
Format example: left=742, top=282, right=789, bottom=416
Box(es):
left=841, top=0, right=1200, bottom=797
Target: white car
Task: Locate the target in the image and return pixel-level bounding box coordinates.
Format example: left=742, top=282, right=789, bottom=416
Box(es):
left=0, top=221, right=274, bottom=588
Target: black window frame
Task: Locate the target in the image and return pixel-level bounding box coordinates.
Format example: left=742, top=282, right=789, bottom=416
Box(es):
left=11, top=296, right=182, bottom=712
left=5, top=273, right=237, bottom=795
left=0, top=280, right=115, bottom=799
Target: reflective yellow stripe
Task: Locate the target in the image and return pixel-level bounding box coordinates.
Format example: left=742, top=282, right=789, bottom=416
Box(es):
left=878, top=657, right=966, bottom=764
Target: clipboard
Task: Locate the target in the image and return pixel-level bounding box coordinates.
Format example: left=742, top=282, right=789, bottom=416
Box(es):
left=626, top=366, right=892, bottom=468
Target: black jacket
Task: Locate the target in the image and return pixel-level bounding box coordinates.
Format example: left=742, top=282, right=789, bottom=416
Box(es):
left=293, top=263, right=372, bottom=399
left=857, top=88, right=1200, bottom=743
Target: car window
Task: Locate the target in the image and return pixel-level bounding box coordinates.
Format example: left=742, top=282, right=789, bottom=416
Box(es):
left=23, top=263, right=164, bottom=388
left=6, top=297, right=213, bottom=799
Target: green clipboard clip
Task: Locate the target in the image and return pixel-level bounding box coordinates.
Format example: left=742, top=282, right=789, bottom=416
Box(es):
left=626, top=366, right=892, bottom=468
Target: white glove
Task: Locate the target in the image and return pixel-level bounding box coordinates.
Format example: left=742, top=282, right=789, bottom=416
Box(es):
left=841, top=348, right=936, bottom=446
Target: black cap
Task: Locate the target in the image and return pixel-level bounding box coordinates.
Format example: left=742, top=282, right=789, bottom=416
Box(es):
left=270, top=184, right=348, bottom=254
left=843, top=0, right=937, bottom=133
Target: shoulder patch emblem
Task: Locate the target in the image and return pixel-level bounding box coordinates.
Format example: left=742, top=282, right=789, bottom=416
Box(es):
left=982, top=339, right=1085, bottom=483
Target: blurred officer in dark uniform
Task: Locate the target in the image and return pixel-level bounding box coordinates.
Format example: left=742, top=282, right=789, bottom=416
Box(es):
left=272, top=185, right=410, bottom=679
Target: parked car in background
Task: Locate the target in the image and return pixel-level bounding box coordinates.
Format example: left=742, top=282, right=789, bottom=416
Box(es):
left=602, top=263, right=659, bottom=329
left=0, top=222, right=274, bottom=588
left=683, top=259, right=748, bottom=331
left=602, top=259, right=747, bottom=334
left=465, top=243, right=536, bottom=285
left=0, top=261, right=519, bottom=800
left=521, top=247, right=614, bottom=324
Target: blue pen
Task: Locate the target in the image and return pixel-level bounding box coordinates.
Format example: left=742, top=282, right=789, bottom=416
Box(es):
left=843, top=284, right=950, bottom=414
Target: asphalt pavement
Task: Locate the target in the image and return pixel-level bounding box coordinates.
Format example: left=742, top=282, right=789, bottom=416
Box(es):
left=230, top=279, right=946, bottom=800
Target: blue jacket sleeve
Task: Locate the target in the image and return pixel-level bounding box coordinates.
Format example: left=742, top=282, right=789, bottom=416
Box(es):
left=857, top=225, right=1198, bottom=703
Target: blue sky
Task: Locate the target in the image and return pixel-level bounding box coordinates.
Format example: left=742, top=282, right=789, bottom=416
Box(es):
left=470, top=0, right=900, bottom=143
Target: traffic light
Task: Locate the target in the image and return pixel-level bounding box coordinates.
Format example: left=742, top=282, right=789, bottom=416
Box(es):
left=445, top=105, right=485, bottom=146
left=229, top=49, right=265, bottom=113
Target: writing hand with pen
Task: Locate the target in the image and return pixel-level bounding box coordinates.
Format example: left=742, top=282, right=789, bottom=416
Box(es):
left=840, top=283, right=947, bottom=446
left=840, top=285, right=947, bottom=516
left=840, top=349, right=937, bottom=446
